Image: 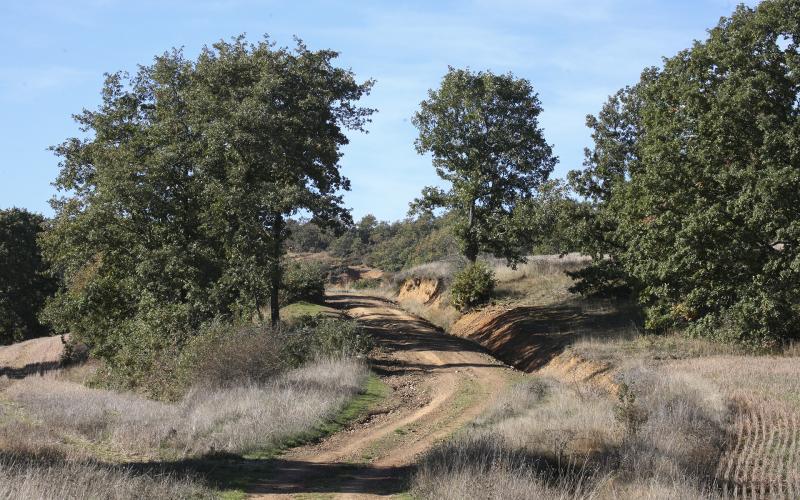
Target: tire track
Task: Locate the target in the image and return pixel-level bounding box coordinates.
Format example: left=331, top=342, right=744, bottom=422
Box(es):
left=717, top=400, right=800, bottom=499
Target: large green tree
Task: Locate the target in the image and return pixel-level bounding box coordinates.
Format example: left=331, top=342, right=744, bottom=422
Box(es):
left=565, top=83, right=647, bottom=296
left=190, top=38, right=373, bottom=325
left=411, top=67, right=557, bottom=265
left=617, top=0, right=800, bottom=346
left=570, top=0, right=800, bottom=346
left=42, top=36, right=372, bottom=381
left=0, top=209, right=57, bottom=344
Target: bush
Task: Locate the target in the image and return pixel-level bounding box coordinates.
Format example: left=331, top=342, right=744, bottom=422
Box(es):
left=178, top=321, right=289, bottom=390
left=352, top=277, right=381, bottom=289
left=174, top=316, right=371, bottom=395
left=451, top=262, right=496, bottom=311
left=281, top=260, right=327, bottom=305
left=284, top=316, right=373, bottom=363
left=89, top=313, right=371, bottom=400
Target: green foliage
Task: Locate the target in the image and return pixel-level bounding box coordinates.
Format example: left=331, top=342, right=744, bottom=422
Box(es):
left=511, top=180, right=579, bottom=256
left=286, top=316, right=373, bottom=361
left=41, top=35, right=372, bottom=387
left=0, top=209, right=57, bottom=344
left=568, top=1, right=800, bottom=347
left=95, top=316, right=372, bottom=400
left=620, top=1, right=800, bottom=347
left=412, top=67, right=557, bottom=265
left=329, top=213, right=459, bottom=272
left=566, top=84, right=645, bottom=298
left=177, top=320, right=289, bottom=391
left=352, top=278, right=381, bottom=289
left=450, top=262, right=496, bottom=311
left=281, top=260, right=327, bottom=305
left=285, top=219, right=334, bottom=253
left=566, top=259, right=634, bottom=298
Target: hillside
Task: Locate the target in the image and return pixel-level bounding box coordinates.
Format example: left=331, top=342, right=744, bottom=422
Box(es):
left=385, top=255, right=800, bottom=498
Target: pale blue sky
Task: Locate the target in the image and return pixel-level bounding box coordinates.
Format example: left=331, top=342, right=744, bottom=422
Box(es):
left=0, top=0, right=756, bottom=221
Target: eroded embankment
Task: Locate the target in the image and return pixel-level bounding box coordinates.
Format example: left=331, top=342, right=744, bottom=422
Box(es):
left=0, top=335, right=73, bottom=379
left=397, top=277, right=620, bottom=395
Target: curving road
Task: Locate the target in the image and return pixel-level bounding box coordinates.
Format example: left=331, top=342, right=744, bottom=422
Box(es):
left=247, top=291, right=516, bottom=499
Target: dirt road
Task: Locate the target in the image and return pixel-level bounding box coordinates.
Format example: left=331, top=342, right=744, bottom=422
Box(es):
left=248, top=292, right=516, bottom=499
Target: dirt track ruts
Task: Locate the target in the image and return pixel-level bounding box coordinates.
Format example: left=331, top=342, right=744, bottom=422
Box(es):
left=247, top=291, right=515, bottom=499
left=717, top=400, right=800, bottom=499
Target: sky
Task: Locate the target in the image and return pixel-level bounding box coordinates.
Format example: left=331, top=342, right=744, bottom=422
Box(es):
left=0, top=0, right=757, bottom=222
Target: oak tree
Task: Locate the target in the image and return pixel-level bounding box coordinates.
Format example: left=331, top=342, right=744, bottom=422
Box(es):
left=42, top=36, right=372, bottom=382
left=411, top=67, right=557, bottom=265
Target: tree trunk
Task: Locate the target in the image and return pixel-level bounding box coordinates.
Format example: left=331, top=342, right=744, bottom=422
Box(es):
left=269, top=213, right=284, bottom=327
left=465, top=200, right=478, bottom=263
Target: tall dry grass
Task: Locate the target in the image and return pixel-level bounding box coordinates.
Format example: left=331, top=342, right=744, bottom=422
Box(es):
left=391, top=258, right=462, bottom=286
left=487, top=253, right=592, bottom=307
left=0, top=458, right=211, bottom=500
left=488, top=253, right=591, bottom=283
left=413, top=370, right=728, bottom=499
left=665, top=355, right=800, bottom=409
left=3, top=358, right=368, bottom=459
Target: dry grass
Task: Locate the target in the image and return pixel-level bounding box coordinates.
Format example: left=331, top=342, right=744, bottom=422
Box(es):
left=2, top=358, right=368, bottom=459
left=394, top=295, right=461, bottom=331
left=391, top=258, right=462, bottom=286
left=0, top=458, right=211, bottom=500
left=666, top=356, right=800, bottom=409
left=413, top=434, right=605, bottom=500
left=487, top=254, right=592, bottom=308
left=414, top=370, right=729, bottom=499
left=489, top=253, right=591, bottom=283
left=570, top=330, right=747, bottom=363
left=0, top=357, right=368, bottom=498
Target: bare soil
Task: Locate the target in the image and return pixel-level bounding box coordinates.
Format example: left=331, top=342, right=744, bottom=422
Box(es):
left=248, top=291, right=516, bottom=499
left=0, top=335, right=66, bottom=379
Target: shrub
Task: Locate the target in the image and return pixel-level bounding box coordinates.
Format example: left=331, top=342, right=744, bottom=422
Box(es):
left=177, top=321, right=288, bottom=390
left=281, top=260, right=327, bottom=305
left=90, top=314, right=371, bottom=400
left=352, top=277, right=381, bottom=289
left=451, top=262, right=496, bottom=311
left=284, top=316, right=373, bottom=363
left=176, top=316, right=371, bottom=394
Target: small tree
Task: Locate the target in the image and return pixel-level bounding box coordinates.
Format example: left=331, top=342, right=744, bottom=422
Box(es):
left=450, top=261, right=496, bottom=311
left=411, top=67, right=557, bottom=265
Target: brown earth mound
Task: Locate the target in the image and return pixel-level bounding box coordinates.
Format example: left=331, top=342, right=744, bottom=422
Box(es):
left=538, top=351, right=619, bottom=394
left=451, top=304, right=576, bottom=371
left=397, top=277, right=440, bottom=304
left=0, top=336, right=68, bottom=379
left=451, top=304, right=620, bottom=394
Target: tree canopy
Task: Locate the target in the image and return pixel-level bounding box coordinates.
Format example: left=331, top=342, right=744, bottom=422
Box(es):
left=570, top=0, right=800, bottom=347
left=0, top=208, right=57, bottom=344
left=41, top=36, right=372, bottom=380
left=411, top=67, right=557, bottom=265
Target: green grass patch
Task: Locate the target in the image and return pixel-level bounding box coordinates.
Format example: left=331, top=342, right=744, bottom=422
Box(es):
left=280, top=301, right=343, bottom=323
